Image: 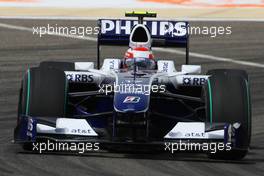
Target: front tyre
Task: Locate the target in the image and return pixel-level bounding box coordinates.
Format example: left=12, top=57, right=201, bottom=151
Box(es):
left=204, top=69, right=251, bottom=160
left=15, top=67, right=67, bottom=150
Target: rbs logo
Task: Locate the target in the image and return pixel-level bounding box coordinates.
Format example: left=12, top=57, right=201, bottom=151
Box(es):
left=66, top=74, right=94, bottom=83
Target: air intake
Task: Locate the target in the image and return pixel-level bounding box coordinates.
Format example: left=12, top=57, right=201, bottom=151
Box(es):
left=129, top=24, right=151, bottom=49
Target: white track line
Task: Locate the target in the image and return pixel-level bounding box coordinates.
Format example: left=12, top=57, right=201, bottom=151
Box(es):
left=0, top=22, right=263, bottom=68
left=1, top=16, right=264, bottom=22
left=153, top=48, right=264, bottom=68
left=0, top=22, right=97, bottom=41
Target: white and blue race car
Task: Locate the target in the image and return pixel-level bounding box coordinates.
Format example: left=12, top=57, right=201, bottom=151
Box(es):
left=14, top=11, right=251, bottom=160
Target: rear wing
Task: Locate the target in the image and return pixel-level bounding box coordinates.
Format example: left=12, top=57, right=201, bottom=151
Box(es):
left=97, top=19, right=190, bottom=68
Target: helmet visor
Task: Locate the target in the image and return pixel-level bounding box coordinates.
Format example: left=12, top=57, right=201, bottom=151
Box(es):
left=125, top=57, right=155, bottom=70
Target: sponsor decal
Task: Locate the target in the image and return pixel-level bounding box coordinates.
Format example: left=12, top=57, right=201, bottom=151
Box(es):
left=109, top=59, right=115, bottom=70
left=66, top=73, right=94, bottom=83
left=100, top=20, right=187, bottom=37
left=27, top=117, right=34, bottom=138
left=185, top=132, right=205, bottom=137
left=168, top=132, right=177, bottom=137
left=183, top=77, right=206, bottom=86
left=71, top=129, right=92, bottom=135
left=123, top=96, right=140, bottom=103
left=162, top=62, right=169, bottom=72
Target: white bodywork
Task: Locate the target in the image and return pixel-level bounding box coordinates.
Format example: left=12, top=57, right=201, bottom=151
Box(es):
left=75, top=62, right=94, bottom=70
left=37, top=118, right=98, bottom=136
left=64, top=60, right=209, bottom=88
left=164, top=122, right=224, bottom=139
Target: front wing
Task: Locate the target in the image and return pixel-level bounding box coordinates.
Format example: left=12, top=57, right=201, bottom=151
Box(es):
left=14, top=115, right=243, bottom=152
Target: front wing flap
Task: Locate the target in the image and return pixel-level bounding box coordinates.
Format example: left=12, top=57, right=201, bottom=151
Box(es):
left=14, top=116, right=242, bottom=149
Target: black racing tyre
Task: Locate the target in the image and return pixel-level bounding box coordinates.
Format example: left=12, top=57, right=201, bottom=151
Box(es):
left=19, top=66, right=67, bottom=117
left=40, top=61, right=75, bottom=71
left=16, top=67, right=67, bottom=150
left=207, top=69, right=248, bottom=81
left=204, top=69, right=251, bottom=160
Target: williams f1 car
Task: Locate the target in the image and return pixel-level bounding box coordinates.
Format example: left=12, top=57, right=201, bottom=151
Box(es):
left=14, top=11, right=251, bottom=160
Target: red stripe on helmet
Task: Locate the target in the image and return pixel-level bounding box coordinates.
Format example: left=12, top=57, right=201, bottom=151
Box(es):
left=133, top=47, right=149, bottom=51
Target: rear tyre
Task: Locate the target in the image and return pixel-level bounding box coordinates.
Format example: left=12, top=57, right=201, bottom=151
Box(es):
left=204, top=69, right=251, bottom=160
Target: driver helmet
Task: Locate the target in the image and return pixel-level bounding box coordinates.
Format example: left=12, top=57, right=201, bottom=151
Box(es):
left=124, top=47, right=155, bottom=70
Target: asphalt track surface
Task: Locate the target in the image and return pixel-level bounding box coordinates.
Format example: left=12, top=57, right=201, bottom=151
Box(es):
left=0, top=19, right=263, bottom=176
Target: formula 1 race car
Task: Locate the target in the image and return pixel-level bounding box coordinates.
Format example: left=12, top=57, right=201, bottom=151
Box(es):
left=14, top=11, right=251, bottom=160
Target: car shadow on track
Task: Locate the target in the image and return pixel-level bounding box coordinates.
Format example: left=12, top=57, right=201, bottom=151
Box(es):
left=16, top=149, right=261, bottom=165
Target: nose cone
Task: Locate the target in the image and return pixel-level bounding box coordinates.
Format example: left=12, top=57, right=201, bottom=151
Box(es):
left=129, top=24, right=152, bottom=49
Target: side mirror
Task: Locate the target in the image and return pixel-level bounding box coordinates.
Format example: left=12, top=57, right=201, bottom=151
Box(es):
left=181, top=65, right=201, bottom=74
left=75, top=62, right=94, bottom=70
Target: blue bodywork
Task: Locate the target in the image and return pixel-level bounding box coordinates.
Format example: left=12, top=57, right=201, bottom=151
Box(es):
left=114, top=71, right=153, bottom=112
left=15, top=116, right=37, bottom=142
